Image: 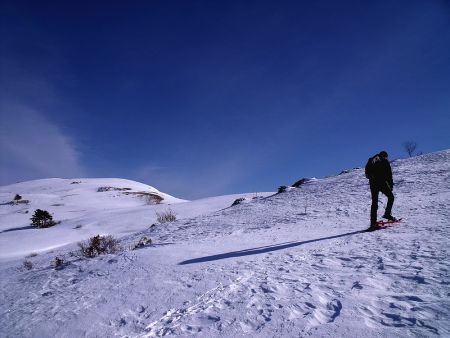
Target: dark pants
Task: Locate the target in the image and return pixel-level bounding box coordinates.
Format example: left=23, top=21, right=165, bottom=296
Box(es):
left=370, top=180, right=394, bottom=224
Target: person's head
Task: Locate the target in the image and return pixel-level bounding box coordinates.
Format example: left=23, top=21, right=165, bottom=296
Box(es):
left=379, top=151, right=388, bottom=159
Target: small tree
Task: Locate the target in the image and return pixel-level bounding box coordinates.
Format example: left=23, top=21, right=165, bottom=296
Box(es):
left=31, top=209, right=56, bottom=228
left=403, top=141, right=418, bottom=157
left=14, top=194, right=22, bottom=202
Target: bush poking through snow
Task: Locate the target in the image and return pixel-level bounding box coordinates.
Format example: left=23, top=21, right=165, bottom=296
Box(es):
left=97, top=186, right=132, bottom=192
left=231, top=197, right=245, bottom=206
left=54, top=257, right=65, bottom=269
left=278, top=186, right=287, bottom=193
left=78, top=235, right=121, bottom=258
left=291, top=178, right=311, bottom=188
left=144, top=193, right=163, bottom=205
left=16, top=199, right=30, bottom=205
left=156, top=209, right=177, bottom=223
left=133, top=236, right=152, bottom=250
left=31, top=209, right=56, bottom=228
left=14, top=194, right=22, bottom=202
left=23, top=260, right=33, bottom=270
left=121, top=191, right=163, bottom=204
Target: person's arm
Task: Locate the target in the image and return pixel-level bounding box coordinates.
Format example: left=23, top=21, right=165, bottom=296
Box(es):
left=386, top=162, right=394, bottom=188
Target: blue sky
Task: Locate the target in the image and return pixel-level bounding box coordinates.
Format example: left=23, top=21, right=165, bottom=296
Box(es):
left=1, top=1, right=449, bottom=199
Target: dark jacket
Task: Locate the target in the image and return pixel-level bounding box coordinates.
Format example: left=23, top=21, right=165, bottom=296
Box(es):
left=366, top=154, right=393, bottom=188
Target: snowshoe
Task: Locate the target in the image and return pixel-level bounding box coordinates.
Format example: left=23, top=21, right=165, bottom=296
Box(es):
left=377, top=218, right=403, bottom=226
left=382, top=214, right=398, bottom=222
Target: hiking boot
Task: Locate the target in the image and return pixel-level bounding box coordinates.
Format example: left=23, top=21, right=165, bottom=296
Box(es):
left=367, top=222, right=380, bottom=232
left=382, top=214, right=398, bottom=221
left=367, top=225, right=381, bottom=232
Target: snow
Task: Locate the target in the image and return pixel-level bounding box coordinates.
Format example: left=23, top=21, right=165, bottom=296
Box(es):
left=0, top=178, right=268, bottom=260
left=0, top=150, right=449, bottom=337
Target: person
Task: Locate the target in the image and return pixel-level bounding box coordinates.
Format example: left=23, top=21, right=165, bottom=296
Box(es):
left=365, top=151, right=397, bottom=231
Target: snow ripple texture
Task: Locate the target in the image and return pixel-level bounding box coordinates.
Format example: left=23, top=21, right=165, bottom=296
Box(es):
left=0, top=150, right=449, bottom=338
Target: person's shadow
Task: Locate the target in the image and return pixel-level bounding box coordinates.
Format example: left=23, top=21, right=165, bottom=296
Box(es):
left=178, top=230, right=365, bottom=265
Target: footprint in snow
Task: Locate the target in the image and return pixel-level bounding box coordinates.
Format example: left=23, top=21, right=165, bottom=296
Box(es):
left=308, top=298, right=342, bottom=327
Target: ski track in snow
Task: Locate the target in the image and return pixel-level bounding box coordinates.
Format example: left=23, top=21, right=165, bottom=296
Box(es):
left=0, top=150, right=449, bottom=337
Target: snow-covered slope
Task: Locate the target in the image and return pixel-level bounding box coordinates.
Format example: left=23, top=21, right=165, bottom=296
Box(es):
left=0, top=150, right=449, bottom=338
left=0, top=178, right=271, bottom=260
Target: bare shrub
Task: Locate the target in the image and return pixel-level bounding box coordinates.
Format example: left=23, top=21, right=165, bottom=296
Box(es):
left=121, top=191, right=163, bottom=204
left=97, top=186, right=132, bottom=192
left=16, top=199, right=30, bottom=205
left=54, top=256, right=65, bottom=269
left=156, top=209, right=177, bottom=223
left=23, top=260, right=33, bottom=270
left=78, top=235, right=121, bottom=258
left=302, top=194, right=309, bottom=215
left=144, top=193, right=163, bottom=205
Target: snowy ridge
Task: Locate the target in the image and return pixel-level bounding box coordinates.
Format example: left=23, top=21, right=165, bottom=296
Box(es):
left=0, top=178, right=184, bottom=259
left=0, top=150, right=449, bottom=337
left=0, top=178, right=270, bottom=259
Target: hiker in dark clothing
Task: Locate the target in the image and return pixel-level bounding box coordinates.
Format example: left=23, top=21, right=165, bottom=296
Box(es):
left=365, top=151, right=397, bottom=231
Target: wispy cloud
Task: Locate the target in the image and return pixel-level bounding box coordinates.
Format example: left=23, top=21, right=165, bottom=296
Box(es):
left=0, top=49, right=85, bottom=186
left=132, top=152, right=255, bottom=200
left=0, top=101, right=84, bottom=185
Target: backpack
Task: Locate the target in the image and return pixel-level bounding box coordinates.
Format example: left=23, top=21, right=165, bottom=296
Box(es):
left=365, top=155, right=377, bottom=179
